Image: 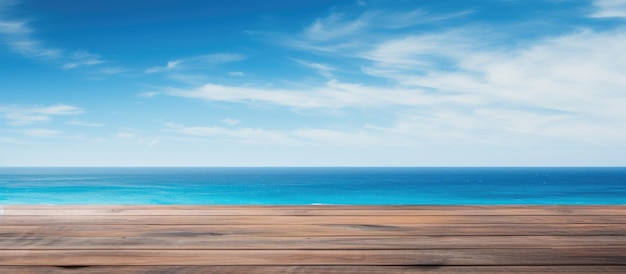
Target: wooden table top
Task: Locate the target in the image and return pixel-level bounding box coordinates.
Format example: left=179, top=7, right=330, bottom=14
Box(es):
left=1, top=205, right=625, bottom=273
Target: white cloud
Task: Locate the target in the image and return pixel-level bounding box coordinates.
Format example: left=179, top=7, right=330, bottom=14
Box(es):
left=292, top=128, right=380, bottom=145
left=166, top=80, right=452, bottom=110
left=590, top=0, right=626, bottom=18
left=62, top=50, right=105, bottom=69
left=0, top=5, right=62, bottom=59
left=165, top=123, right=293, bottom=144
left=360, top=31, right=474, bottom=70
left=165, top=123, right=382, bottom=146
left=145, top=53, right=246, bottom=74
left=166, top=60, right=180, bottom=69
left=67, top=119, right=106, bottom=127
left=229, top=71, right=245, bottom=77
left=167, top=73, right=210, bottom=85
left=305, top=13, right=370, bottom=41
left=294, top=59, right=335, bottom=78
left=117, top=132, right=136, bottom=139
left=0, top=20, right=30, bottom=34
left=145, top=60, right=181, bottom=74
left=276, top=9, right=472, bottom=54
left=100, top=67, right=127, bottom=75
left=173, top=14, right=626, bottom=146
left=0, top=136, right=18, bottom=143
left=375, top=9, right=473, bottom=29
left=0, top=104, right=84, bottom=126
left=4, top=38, right=62, bottom=59
left=360, top=27, right=626, bottom=144
left=22, top=128, right=61, bottom=137
left=138, top=92, right=159, bottom=98
left=0, top=4, right=111, bottom=68
left=221, top=118, right=241, bottom=126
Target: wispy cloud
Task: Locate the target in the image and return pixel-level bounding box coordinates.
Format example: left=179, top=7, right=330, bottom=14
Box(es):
left=138, top=92, right=159, bottom=98
left=0, top=104, right=84, bottom=126
left=171, top=5, right=626, bottom=146
left=22, top=128, right=61, bottom=137
left=374, top=9, right=473, bottom=29
left=0, top=22, right=62, bottom=59
left=166, top=123, right=380, bottom=146
left=221, top=118, right=240, bottom=126
left=117, top=131, right=136, bottom=139
left=166, top=80, right=451, bottom=110
left=275, top=8, right=473, bottom=54
left=359, top=27, right=483, bottom=71
left=145, top=60, right=181, bottom=74
left=145, top=53, right=246, bottom=74
left=228, top=71, right=245, bottom=77
left=590, top=0, right=626, bottom=18
left=0, top=3, right=62, bottom=59
left=67, top=119, right=106, bottom=127
left=0, top=136, right=19, bottom=143
left=359, top=27, right=626, bottom=143
left=100, top=67, right=127, bottom=75
left=0, top=19, right=30, bottom=34
left=305, top=13, right=370, bottom=41
left=165, top=123, right=293, bottom=144
left=0, top=2, right=112, bottom=71
left=293, top=59, right=335, bottom=78
left=62, top=50, right=105, bottom=69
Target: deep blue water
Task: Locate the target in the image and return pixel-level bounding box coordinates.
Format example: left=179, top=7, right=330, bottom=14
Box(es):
left=0, top=167, right=625, bottom=205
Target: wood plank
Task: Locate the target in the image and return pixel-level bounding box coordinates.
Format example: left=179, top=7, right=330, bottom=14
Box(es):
left=3, top=215, right=625, bottom=225
left=1, top=235, right=625, bottom=250
left=2, top=223, right=626, bottom=237
left=2, top=205, right=624, bottom=271
left=4, top=205, right=626, bottom=215
left=3, top=266, right=626, bottom=274
left=1, top=249, right=625, bottom=266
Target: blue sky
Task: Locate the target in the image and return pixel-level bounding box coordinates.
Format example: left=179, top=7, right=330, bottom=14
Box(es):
left=1, top=0, right=626, bottom=166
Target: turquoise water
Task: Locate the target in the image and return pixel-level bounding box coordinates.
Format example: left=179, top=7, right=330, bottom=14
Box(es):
left=1, top=167, right=625, bottom=205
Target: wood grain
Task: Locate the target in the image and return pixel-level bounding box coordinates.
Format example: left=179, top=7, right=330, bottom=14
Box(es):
left=1, top=249, right=626, bottom=265
left=2, top=205, right=624, bottom=272
left=2, top=235, right=625, bottom=250
left=3, top=266, right=626, bottom=274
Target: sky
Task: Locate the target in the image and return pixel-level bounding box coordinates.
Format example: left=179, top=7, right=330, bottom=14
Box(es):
left=1, top=0, right=626, bottom=167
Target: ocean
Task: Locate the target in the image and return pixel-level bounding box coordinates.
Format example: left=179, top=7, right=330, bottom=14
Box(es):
left=1, top=167, right=625, bottom=205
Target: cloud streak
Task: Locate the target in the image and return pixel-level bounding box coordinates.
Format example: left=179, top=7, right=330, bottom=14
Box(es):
left=166, top=79, right=465, bottom=110
left=22, top=128, right=61, bottom=137
left=67, top=119, right=106, bottom=127
left=166, top=123, right=381, bottom=146
left=0, top=4, right=62, bottom=60
left=62, top=50, right=105, bottom=69
left=275, top=8, right=473, bottom=54
left=145, top=53, right=246, bottom=74
left=590, top=0, right=626, bottom=18
left=0, top=104, right=84, bottom=126
left=168, top=4, right=626, bottom=146
left=0, top=2, right=111, bottom=71
left=294, top=59, right=335, bottom=78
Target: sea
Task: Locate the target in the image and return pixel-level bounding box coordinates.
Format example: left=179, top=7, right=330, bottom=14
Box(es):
left=0, top=167, right=625, bottom=205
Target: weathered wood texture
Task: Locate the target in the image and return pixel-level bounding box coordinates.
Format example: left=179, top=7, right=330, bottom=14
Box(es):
left=0, top=206, right=624, bottom=273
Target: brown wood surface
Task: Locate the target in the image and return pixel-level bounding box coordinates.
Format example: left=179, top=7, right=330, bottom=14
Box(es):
left=0, top=205, right=624, bottom=273
left=3, top=266, right=626, bottom=274
left=3, top=235, right=626, bottom=249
